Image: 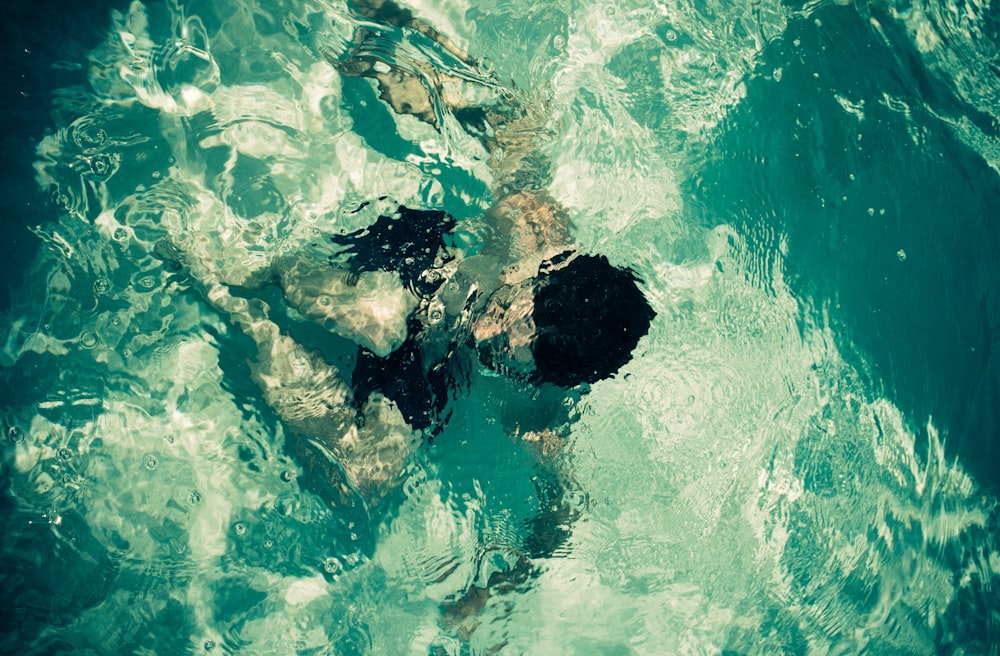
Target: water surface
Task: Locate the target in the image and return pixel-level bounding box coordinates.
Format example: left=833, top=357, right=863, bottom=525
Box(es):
left=1, top=0, right=998, bottom=653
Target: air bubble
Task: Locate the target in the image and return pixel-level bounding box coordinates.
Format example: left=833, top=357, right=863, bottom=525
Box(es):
left=7, top=427, right=25, bottom=444
left=52, top=190, right=72, bottom=209
left=90, top=154, right=112, bottom=177
left=233, top=522, right=247, bottom=537
left=665, top=29, right=678, bottom=42
left=93, top=278, right=111, bottom=295
left=263, top=539, right=273, bottom=549
left=143, top=454, right=159, bottom=470
left=137, top=275, right=156, bottom=290
left=79, top=331, right=98, bottom=349
left=73, top=124, right=107, bottom=149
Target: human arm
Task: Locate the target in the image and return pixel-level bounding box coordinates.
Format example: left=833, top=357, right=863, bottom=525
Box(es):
left=336, top=1, right=576, bottom=286
left=439, top=424, right=586, bottom=640
left=346, top=0, right=472, bottom=65
left=337, top=0, right=560, bottom=204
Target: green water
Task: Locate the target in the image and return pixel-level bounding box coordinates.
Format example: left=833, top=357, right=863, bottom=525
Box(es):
left=2, top=0, right=998, bottom=653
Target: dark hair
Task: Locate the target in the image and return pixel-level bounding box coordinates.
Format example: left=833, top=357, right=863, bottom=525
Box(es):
left=530, top=254, right=655, bottom=387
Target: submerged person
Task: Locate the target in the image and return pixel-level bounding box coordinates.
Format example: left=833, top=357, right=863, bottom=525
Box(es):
left=186, top=0, right=655, bottom=640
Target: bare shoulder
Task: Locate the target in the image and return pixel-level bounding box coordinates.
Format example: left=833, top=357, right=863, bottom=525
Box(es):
left=488, top=190, right=573, bottom=278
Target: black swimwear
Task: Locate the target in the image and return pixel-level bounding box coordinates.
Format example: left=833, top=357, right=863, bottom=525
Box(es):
left=331, top=204, right=465, bottom=434
left=331, top=204, right=456, bottom=296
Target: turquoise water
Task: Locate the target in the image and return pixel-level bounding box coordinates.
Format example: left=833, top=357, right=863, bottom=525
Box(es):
left=2, top=0, right=999, bottom=654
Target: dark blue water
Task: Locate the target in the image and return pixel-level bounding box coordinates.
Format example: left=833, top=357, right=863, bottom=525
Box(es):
left=0, top=0, right=131, bottom=310
left=690, top=4, right=1000, bottom=491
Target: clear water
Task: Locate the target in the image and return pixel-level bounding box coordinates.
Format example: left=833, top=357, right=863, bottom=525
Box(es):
left=2, top=0, right=999, bottom=654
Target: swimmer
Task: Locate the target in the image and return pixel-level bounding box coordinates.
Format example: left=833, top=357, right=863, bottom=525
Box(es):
left=187, top=0, right=655, bottom=643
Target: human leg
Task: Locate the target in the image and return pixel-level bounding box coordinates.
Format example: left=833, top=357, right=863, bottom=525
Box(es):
left=271, top=252, right=417, bottom=358
left=205, top=281, right=418, bottom=504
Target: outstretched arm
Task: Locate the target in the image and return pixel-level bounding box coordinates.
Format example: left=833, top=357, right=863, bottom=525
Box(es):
left=336, top=0, right=573, bottom=271
left=338, top=2, right=554, bottom=190
left=347, top=0, right=472, bottom=64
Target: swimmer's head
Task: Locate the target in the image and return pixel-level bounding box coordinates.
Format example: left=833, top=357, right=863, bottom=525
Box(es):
left=473, top=253, right=656, bottom=388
